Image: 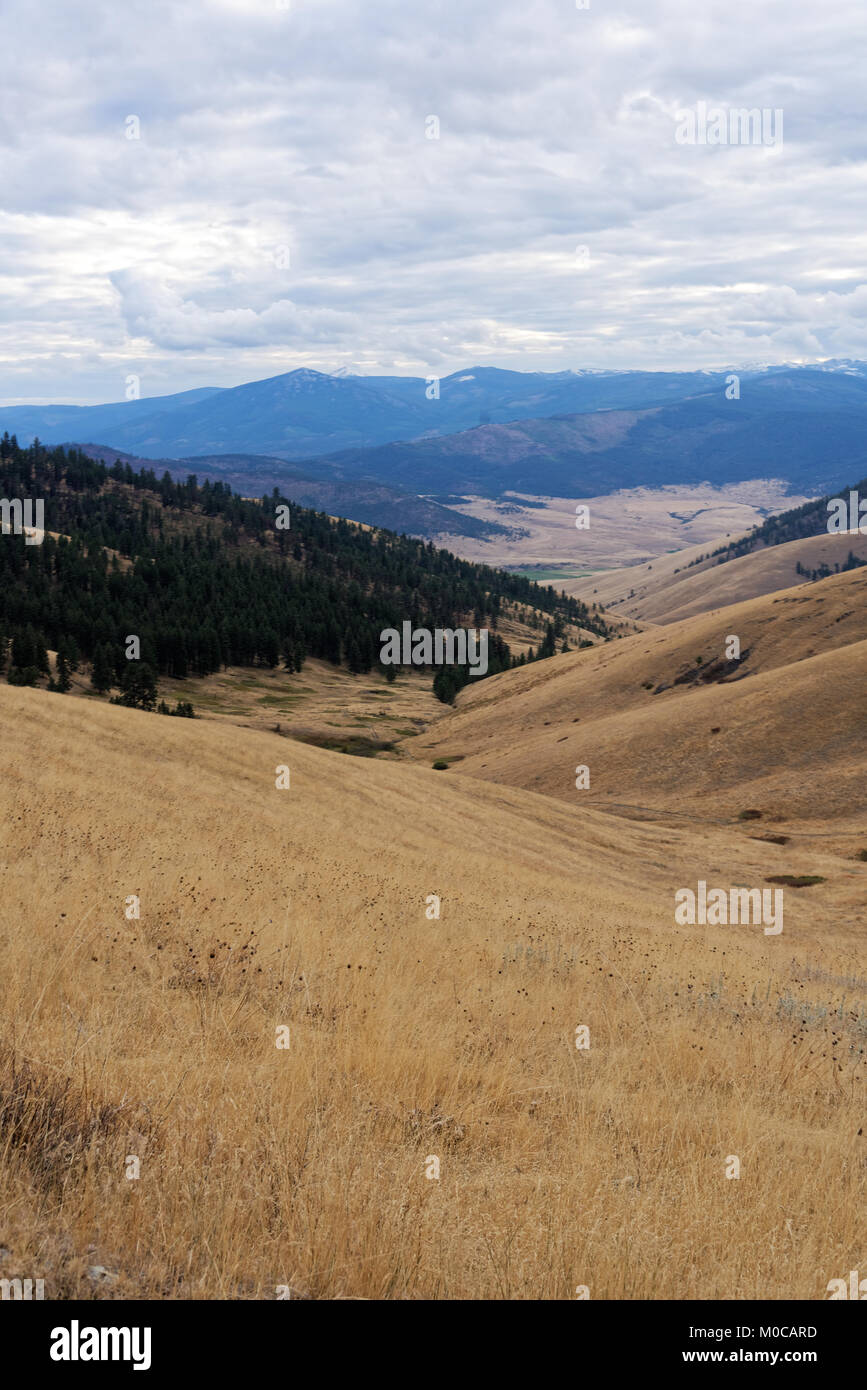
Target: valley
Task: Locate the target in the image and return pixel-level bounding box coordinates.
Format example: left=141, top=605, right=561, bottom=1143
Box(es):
left=431, top=479, right=810, bottom=574
left=0, top=435, right=864, bottom=1305
left=1, top=628, right=864, bottom=1298
left=4, top=0, right=865, bottom=1328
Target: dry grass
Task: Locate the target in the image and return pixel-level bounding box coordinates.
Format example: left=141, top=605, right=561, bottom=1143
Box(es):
left=0, top=682, right=864, bottom=1300
left=48, top=611, right=583, bottom=753
left=565, top=530, right=867, bottom=625
left=435, top=480, right=805, bottom=573
left=409, top=567, right=867, bottom=838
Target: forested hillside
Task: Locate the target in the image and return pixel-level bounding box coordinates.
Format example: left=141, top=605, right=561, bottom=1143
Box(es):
left=0, top=436, right=610, bottom=703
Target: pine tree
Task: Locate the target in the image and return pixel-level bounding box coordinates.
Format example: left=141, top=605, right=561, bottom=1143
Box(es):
left=11, top=630, right=36, bottom=670
left=91, top=645, right=114, bottom=694
left=55, top=650, right=72, bottom=693
left=115, top=661, right=157, bottom=710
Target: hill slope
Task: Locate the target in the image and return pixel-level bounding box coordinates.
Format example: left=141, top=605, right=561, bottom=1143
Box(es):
left=566, top=531, right=867, bottom=625
left=0, top=683, right=863, bottom=1299
left=408, top=567, right=867, bottom=831
left=0, top=440, right=608, bottom=702
left=75, top=444, right=509, bottom=541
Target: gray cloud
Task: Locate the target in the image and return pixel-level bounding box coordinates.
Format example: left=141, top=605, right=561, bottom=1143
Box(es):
left=1, top=0, right=866, bottom=402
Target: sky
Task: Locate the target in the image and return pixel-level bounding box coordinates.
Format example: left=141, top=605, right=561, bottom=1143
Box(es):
left=1, top=0, right=866, bottom=404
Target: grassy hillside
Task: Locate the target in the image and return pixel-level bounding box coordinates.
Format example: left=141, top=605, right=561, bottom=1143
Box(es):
left=409, top=567, right=867, bottom=834
left=698, top=474, right=867, bottom=565
left=567, top=531, right=867, bottom=625
left=0, top=683, right=864, bottom=1299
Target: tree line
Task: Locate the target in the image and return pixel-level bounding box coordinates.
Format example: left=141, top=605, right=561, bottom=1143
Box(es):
left=0, top=435, right=611, bottom=704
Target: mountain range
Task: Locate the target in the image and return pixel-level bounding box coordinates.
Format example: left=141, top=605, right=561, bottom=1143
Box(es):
left=300, top=370, right=867, bottom=498
left=4, top=362, right=867, bottom=520
left=0, top=366, right=744, bottom=459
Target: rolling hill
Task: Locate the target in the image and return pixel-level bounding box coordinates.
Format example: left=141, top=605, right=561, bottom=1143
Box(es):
left=1, top=422, right=864, bottom=1304
left=566, top=531, right=867, bottom=625
left=0, top=439, right=612, bottom=712
left=75, top=444, right=510, bottom=541
left=564, top=473, right=867, bottom=623
left=408, top=566, right=867, bottom=834
left=1, top=665, right=863, bottom=1299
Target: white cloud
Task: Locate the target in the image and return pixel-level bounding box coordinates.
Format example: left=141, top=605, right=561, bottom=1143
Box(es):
left=1, top=0, right=867, bottom=401
left=110, top=270, right=358, bottom=349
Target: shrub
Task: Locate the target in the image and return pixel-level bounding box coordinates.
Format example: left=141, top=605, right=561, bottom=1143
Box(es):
left=7, top=665, right=40, bottom=687
left=765, top=875, right=825, bottom=888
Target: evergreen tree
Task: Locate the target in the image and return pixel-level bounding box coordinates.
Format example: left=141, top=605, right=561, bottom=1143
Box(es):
left=539, top=623, right=557, bottom=659
left=11, top=630, right=36, bottom=670
left=114, top=661, right=157, bottom=710
left=35, top=637, right=50, bottom=676
left=91, top=645, right=114, bottom=694
left=55, top=650, right=72, bottom=693
left=8, top=665, right=40, bottom=687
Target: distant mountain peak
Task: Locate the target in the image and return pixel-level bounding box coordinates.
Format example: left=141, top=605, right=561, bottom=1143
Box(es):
left=3, top=363, right=867, bottom=486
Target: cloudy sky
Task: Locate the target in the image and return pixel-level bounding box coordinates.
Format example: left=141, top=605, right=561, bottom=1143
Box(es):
left=1, top=0, right=866, bottom=403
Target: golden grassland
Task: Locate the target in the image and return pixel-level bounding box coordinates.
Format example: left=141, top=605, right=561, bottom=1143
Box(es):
left=410, top=568, right=867, bottom=837
left=435, top=480, right=806, bottom=573
left=0, top=674, right=864, bottom=1300
left=145, top=604, right=603, bottom=749
left=565, top=531, right=867, bottom=626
